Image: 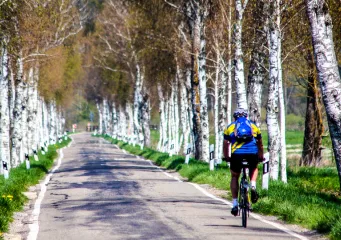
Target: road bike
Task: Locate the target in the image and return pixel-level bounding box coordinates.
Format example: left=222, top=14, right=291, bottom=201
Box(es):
left=239, top=160, right=251, bottom=228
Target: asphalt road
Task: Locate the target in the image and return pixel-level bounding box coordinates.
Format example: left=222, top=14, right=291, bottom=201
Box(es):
left=37, top=133, right=304, bottom=240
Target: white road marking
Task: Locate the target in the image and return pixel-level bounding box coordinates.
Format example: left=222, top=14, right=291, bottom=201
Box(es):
left=104, top=138, right=309, bottom=240
left=139, top=153, right=308, bottom=240
left=27, top=139, right=72, bottom=240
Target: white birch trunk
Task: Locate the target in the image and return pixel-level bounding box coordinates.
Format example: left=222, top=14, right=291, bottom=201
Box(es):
left=102, top=99, right=109, bottom=135
left=225, top=0, right=233, bottom=125
left=133, top=63, right=144, bottom=145
left=214, top=48, right=220, bottom=162
left=96, top=102, right=103, bottom=135
left=8, top=59, right=15, bottom=165
left=277, top=1, right=287, bottom=183
left=48, top=101, right=57, bottom=144
left=174, top=77, right=180, bottom=154
left=157, top=84, right=165, bottom=151
left=267, top=14, right=281, bottom=180
left=234, top=0, right=249, bottom=110
left=185, top=68, right=194, bottom=145
left=112, top=103, right=118, bottom=138
left=12, top=54, right=25, bottom=165
left=22, top=73, right=29, bottom=157
left=199, top=23, right=209, bottom=162
left=126, top=102, right=134, bottom=141
left=179, top=70, right=190, bottom=155
left=27, top=67, right=39, bottom=154
left=190, top=1, right=203, bottom=160
left=42, top=100, right=49, bottom=146
left=141, top=93, right=151, bottom=147
left=0, top=43, right=10, bottom=172
left=247, top=0, right=268, bottom=127
left=167, top=95, right=173, bottom=154
left=306, top=0, right=341, bottom=190
left=164, top=98, right=169, bottom=153
left=118, top=105, right=127, bottom=140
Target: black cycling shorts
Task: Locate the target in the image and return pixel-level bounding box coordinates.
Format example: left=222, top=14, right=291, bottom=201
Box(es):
left=230, top=153, right=258, bottom=173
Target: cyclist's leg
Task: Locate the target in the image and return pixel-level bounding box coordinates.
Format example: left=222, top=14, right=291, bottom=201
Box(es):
left=246, top=154, right=258, bottom=184
left=247, top=154, right=259, bottom=203
left=230, top=155, right=242, bottom=216
left=230, top=154, right=242, bottom=199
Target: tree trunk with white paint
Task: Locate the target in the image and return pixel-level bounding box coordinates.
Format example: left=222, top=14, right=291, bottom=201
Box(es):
left=306, top=0, right=341, bottom=190
left=267, top=5, right=281, bottom=180
left=0, top=43, right=11, bottom=172
left=234, top=0, right=249, bottom=110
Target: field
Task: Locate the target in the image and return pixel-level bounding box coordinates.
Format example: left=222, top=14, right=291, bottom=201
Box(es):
left=152, top=129, right=335, bottom=167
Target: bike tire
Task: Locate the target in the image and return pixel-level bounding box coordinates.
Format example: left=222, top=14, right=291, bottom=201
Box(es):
left=242, top=203, right=247, bottom=228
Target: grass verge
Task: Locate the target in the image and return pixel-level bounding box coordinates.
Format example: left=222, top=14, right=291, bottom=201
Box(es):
left=0, top=137, right=71, bottom=238
left=98, top=134, right=340, bottom=240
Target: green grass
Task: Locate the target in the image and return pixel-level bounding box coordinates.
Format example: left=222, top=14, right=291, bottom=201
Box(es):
left=99, top=134, right=341, bottom=240
left=0, top=137, right=71, bottom=238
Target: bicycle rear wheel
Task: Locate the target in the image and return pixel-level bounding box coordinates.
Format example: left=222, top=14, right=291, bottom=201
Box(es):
left=242, top=203, right=247, bottom=228
left=242, top=195, right=247, bottom=228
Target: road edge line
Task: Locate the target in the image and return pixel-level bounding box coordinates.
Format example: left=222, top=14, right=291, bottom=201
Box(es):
left=27, top=138, right=72, bottom=240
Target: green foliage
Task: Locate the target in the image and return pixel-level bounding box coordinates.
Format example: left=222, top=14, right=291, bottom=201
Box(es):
left=0, top=138, right=71, bottom=235
left=100, top=135, right=341, bottom=239
left=286, top=114, right=305, bottom=131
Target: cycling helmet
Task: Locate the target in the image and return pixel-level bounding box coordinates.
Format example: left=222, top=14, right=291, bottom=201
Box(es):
left=233, top=108, right=248, bottom=118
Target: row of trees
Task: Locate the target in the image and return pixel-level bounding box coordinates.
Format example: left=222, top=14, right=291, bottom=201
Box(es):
left=1, top=0, right=340, bottom=189
left=0, top=0, right=90, bottom=174
left=91, top=0, right=341, bottom=189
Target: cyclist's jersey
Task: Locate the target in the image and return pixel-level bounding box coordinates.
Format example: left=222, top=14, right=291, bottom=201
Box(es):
left=224, top=120, right=261, bottom=154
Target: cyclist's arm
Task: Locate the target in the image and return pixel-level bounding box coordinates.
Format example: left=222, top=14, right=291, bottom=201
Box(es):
left=223, top=139, right=230, bottom=161
left=256, top=137, right=264, bottom=161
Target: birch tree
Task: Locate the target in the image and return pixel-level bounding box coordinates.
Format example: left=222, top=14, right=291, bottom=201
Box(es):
left=0, top=41, right=11, bottom=174
left=234, top=0, right=249, bottom=109
left=306, top=0, right=341, bottom=190
left=267, top=0, right=281, bottom=180
left=247, top=0, right=268, bottom=126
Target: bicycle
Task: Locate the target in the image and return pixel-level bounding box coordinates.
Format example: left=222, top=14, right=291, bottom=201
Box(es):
left=238, top=160, right=252, bottom=228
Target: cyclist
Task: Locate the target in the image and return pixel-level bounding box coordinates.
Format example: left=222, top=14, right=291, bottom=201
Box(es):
left=223, top=108, right=264, bottom=216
